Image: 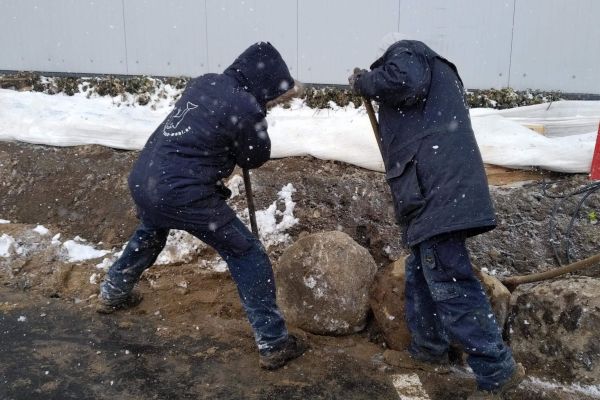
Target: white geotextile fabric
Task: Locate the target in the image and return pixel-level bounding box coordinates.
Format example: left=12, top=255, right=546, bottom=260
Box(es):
left=0, top=89, right=597, bottom=173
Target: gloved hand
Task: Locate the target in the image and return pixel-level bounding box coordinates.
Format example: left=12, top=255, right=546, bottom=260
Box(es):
left=215, top=180, right=232, bottom=199
left=348, top=67, right=367, bottom=92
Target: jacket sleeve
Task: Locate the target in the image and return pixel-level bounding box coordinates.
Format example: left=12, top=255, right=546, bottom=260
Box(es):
left=233, top=112, right=271, bottom=169
left=354, top=48, right=431, bottom=107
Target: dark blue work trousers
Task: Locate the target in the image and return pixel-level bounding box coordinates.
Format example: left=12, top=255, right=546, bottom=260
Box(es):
left=405, top=234, right=516, bottom=391
left=100, top=217, right=288, bottom=354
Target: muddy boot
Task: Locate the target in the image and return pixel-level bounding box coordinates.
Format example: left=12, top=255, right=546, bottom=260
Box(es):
left=95, top=291, right=143, bottom=314
left=259, top=335, right=308, bottom=370
left=467, top=363, right=526, bottom=399
left=383, top=349, right=451, bottom=374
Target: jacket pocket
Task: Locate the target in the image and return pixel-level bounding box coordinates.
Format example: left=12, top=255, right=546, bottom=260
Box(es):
left=385, top=153, right=425, bottom=224
left=429, top=281, right=462, bottom=302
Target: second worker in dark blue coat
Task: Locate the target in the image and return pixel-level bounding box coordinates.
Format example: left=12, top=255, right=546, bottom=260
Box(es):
left=98, top=42, right=306, bottom=370
left=350, top=36, right=524, bottom=398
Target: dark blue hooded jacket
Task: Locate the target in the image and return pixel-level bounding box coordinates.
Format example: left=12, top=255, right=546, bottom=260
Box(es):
left=128, top=42, right=294, bottom=230
left=354, top=40, right=496, bottom=246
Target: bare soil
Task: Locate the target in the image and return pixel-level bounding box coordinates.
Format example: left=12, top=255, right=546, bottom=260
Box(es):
left=1, top=141, right=600, bottom=399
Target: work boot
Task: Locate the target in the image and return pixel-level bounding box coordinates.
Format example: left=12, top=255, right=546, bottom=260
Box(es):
left=383, top=349, right=450, bottom=374
left=96, top=290, right=143, bottom=314
left=259, top=335, right=308, bottom=370
left=467, top=363, right=526, bottom=399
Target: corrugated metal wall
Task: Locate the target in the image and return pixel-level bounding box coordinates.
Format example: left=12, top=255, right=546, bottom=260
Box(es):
left=1, top=0, right=599, bottom=93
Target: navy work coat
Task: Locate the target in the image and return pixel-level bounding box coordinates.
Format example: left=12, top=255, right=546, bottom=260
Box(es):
left=128, top=42, right=294, bottom=230
left=355, top=40, right=496, bottom=246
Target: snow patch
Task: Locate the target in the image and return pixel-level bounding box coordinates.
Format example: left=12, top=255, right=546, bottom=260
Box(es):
left=194, top=258, right=228, bottom=273
left=253, top=183, right=299, bottom=247
left=155, top=230, right=205, bottom=265
left=0, top=234, right=16, bottom=257
left=0, top=88, right=597, bottom=173
left=391, top=374, right=431, bottom=400
left=89, top=273, right=100, bottom=285
left=95, top=257, right=113, bottom=271
left=0, top=219, right=10, bottom=224
left=62, top=239, right=110, bottom=262
left=303, top=276, right=317, bottom=289
left=527, top=377, right=600, bottom=398
left=32, top=225, right=50, bottom=235
left=209, top=260, right=228, bottom=273
left=51, top=233, right=61, bottom=245
left=226, top=174, right=244, bottom=199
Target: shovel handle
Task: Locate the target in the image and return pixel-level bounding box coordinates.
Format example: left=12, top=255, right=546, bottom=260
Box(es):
left=362, top=98, right=384, bottom=157
left=243, top=168, right=259, bottom=237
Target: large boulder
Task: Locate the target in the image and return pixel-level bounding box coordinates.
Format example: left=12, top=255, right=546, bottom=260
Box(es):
left=370, top=256, right=511, bottom=351
left=509, top=277, right=600, bottom=385
left=275, top=231, right=377, bottom=335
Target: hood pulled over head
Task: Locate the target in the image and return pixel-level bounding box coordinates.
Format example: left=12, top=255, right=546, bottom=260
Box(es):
left=224, top=42, right=294, bottom=107
left=370, top=33, right=410, bottom=70
left=375, top=32, right=406, bottom=60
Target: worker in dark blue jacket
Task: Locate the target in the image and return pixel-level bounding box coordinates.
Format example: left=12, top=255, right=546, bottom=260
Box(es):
left=349, top=34, right=524, bottom=399
left=98, top=42, right=306, bottom=370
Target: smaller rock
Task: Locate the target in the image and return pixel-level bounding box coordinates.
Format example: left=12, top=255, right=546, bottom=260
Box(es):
left=473, top=269, right=511, bottom=332
left=509, top=277, right=600, bottom=386
left=370, top=257, right=511, bottom=351
left=370, top=257, right=412, bottom=351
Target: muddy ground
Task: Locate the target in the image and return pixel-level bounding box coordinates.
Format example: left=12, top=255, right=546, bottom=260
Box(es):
left=1, top=141, right=600, bottom=399
left=1, top=141, right=598, bottom=274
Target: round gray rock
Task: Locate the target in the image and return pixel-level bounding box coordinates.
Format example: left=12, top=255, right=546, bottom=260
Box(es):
left=275, top=231, right=378, bottom=335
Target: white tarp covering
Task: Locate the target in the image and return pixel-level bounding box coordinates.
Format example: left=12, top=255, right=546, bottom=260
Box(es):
left=0, top=88, right=597, bottom=173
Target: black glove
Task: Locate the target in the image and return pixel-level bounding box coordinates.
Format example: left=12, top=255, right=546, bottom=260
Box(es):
left=215, top=180, right=232, bottom=200
left=348, top=67, right=367, bottom=92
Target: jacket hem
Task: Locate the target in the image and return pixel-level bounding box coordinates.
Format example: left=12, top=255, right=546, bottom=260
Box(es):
left=406, top=205, right=496, bottom=247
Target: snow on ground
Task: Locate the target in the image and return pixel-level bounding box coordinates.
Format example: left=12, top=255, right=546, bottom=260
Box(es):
left=252, top=182, right=299, bottom=247
left=0, top=233, right=18, bottom=257
left=388, top=372, right=600, bottom=399
left=0, top=88, right=598, bottom=173
left=32, top=224, right=50, bottom=235
left=0, top=179, right=298, bottom=277
left=155, top=230, right=205, bottom=265
left=61, top=239, right=110, bottom=262
left=138, top=179, right=299, bottom=265
left=390, top=374, right=430, bottom=400
left=226, top=174, right=244, bottom=199
left=526, top=377, right=600, bottom=398
left=0, top=225, right=110, bottom=263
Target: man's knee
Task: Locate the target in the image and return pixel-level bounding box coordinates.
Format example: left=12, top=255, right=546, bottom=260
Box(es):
left=131, top=224, right=169, bottom=250
left=199, top=220, right=256, bottom=258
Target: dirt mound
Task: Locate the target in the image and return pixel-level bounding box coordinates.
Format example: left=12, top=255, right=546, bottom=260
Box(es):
left=2, top=141, right=600, bottom=398
left=1, top=141, right=598, bottom=276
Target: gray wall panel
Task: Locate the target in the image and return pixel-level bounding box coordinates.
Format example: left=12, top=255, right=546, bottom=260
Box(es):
left=0, top=1, right=25, bottom=70
left=298, top=0, right=399, bottom=84
left=205, top=0, right=297, bottom=75
left=510, top=0, right=600, bottom=93
left=0, top=0, right=126, bottom=74
left=124, top=0, right=208, bottom=76
left=398, top=0, right=514, bottom=89
left=0, top=0, right=599, bottom=93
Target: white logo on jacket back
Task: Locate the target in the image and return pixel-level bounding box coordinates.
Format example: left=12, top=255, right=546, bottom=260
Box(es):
left=163, top=101, right=198, bottom=137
